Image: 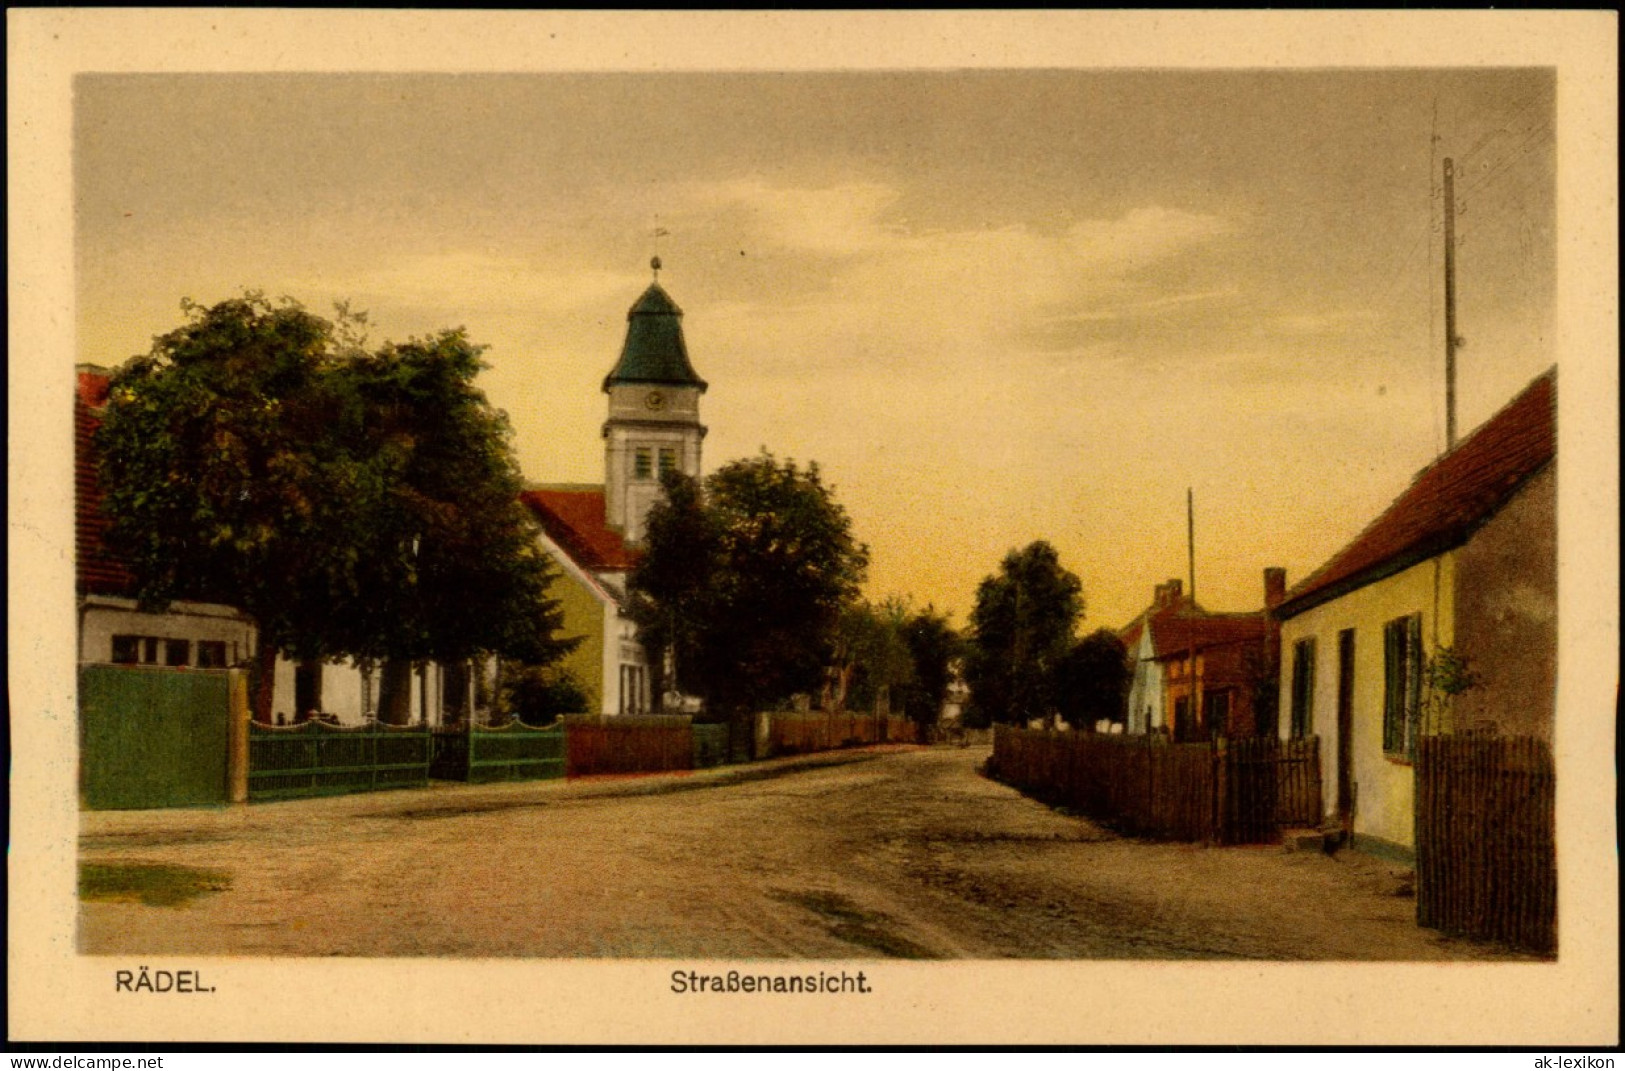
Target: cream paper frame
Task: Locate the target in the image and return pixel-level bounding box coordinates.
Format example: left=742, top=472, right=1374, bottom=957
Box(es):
left=8, top=10, right=1619, bottom=1047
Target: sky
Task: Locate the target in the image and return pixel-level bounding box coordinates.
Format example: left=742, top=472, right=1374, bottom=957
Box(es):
left=74, top=68, right=1557, bottom=630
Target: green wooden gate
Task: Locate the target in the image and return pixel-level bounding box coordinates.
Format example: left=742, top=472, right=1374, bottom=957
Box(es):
left=80, top=664, right=236, bottom=810
left=692, top=722, right=729, bottom=768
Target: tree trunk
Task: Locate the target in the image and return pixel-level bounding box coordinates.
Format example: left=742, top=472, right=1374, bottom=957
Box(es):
left=443, top=660, right=471, bottom=725
left=294, top=659, right=323, bottom=720
left=252, top=642, right=278, bottom=724
left=377, top=659, right=414, bottom=725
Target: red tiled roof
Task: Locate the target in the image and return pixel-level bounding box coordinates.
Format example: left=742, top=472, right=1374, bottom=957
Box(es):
left=1148, top=612, right=1267, bottom=660
left=1277, top=368, right=1556, bottom=619
left=75, top=382, right=137, bottom=596
left=521, top=486, right=640, bottom=573
left=1118, top=588, right=1202, bottom=652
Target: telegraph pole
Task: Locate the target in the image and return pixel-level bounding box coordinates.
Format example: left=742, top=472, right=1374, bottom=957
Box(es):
left=1187, top=488, right=1199, bottom=740
left=1443, top=157, right=1459, bottom=450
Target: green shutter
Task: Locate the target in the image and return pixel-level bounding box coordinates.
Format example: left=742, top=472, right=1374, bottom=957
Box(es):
left=1383, top=619, right=1403, bottom=753
left=1405, top=615, right=1423, bottom=759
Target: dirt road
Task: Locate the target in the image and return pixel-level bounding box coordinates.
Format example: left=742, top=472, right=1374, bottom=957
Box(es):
left=79, top=745, right=1521, bottom=959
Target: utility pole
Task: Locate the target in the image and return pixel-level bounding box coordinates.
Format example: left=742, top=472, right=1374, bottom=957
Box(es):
left=1187, top=487, right=1196, bottom=607
left=1443, top=157, right=1459, bottom=450
left=1187, top=488, right=1200, bottom=741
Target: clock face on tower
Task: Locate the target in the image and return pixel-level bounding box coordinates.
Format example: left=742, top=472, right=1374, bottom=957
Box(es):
left=644, top=390, right=666, bottom=411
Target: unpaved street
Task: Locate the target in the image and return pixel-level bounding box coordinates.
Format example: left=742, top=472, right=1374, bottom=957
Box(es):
left=80, top=745, right=1520, bottom=959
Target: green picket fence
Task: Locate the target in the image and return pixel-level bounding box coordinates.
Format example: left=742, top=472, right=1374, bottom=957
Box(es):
left=431, top=722, right=566, bottom=783
left=248, top=720, right=431, bottom=801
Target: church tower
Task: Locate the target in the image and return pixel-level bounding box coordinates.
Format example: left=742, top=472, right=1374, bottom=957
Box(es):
left=602, top=258, right=707, bottom=544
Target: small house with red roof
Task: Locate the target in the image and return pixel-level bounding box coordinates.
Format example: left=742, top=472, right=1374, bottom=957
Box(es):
left=521, top=261, right=709, bottom=716
left=1120, top=570, right=1285, bottom=740
left=1273, top=368, right=1556, bottom=859
left=77, top=365, right=468, bottom=725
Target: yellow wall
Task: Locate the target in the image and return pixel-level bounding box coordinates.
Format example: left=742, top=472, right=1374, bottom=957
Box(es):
left=1277, top=554, right=1455, bottom=853
left=548, top=570, right=607, bottom=718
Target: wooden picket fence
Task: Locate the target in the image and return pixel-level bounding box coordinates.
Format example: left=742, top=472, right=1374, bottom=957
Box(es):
left=562, top=714, right=694, bottom=776
left=1415, top=734, right=1556, bottom=955
left=990, top=726, right=1321, bottom=844
left=762, top=710, right=919, bottom=757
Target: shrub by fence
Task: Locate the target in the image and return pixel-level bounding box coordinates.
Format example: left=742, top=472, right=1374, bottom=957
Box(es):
left=1415, top=734, right=1555, bottom=955
left=248, top=720, right=431, bottom=801
left=431, top=721, right=565, bottom=783
left=564, top=714, right=693, bottom=776
left=991, top=726, right=1322, bottom=844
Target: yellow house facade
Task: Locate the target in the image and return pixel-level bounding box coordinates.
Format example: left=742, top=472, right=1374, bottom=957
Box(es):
left=1275, top=369, right=1555, bottom=861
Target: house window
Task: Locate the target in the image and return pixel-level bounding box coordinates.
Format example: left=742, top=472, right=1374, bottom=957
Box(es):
left=1383, top=614, right=1424, bottom=759
left=658, top=447, right=677, bottom=477
left=634, top=447, right=653, bottom=479
left=143, top=637, right=161, bottom=664
left=164, top=639, right=191, bottom=667
left=619, top=664, right=647, bottom=715
left=1290, top=637, right=1316, bottom=738
left=196, top=641, right=229, bottom=668
left=111, top=635, right=142, bottom=664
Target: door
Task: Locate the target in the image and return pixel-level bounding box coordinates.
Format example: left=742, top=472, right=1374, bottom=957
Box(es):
left=1336, top=628, right=1356, bottom=834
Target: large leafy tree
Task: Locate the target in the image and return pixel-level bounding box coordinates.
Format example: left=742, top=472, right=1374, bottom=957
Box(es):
left=895, top=605, right=961, bottom=727
left=964, top=540, right=1084, bottom=726
left=629, top=452, right=869, bottom=720
left=828, top=596, right=914, bottom=714
left=96, top=294, right=570, bottom=721
left=1056, top=628, right=1131, bottom=730
left=623, top=469, right=722, bottom=705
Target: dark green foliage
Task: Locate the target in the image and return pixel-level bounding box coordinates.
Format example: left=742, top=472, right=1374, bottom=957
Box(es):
left=501, top=664, right=589, bottom=726
left=629, top=451, right=869, bottom=718
left=964, top=541, right=1084, bottom=725
left=624, top=470, right=722, bottom=702
left=96, top=294, right=574, bottom=717
left=896, top=605, right=962, bottom=726
left=829, top=598, right=913, bottom=713
left=1056, top=629, right=1131, bottom=729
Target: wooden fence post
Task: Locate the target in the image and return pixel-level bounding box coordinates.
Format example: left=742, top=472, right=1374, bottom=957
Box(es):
left=227, top=667, right=250, bottom=804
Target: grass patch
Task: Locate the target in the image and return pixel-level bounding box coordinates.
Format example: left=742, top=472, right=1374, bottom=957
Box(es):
left=79, top=862, right=231, bottom=907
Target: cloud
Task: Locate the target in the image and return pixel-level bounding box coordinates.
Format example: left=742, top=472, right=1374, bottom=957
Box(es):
left=291, top=254, right=643, bottom=323
left=687, top=177, right=903, bottom=256
left=671, top=177, right=1240, bottom=375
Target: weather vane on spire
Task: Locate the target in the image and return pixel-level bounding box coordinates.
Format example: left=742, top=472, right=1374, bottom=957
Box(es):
left=652, top=220, right=669, bottom=282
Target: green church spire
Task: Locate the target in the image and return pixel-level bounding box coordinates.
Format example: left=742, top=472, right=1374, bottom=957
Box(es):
left=602, top=258, right=708, bottom=393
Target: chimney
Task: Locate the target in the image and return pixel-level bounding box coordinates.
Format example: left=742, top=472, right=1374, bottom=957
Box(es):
left=1264, top=567, right=1287, bottom=610
left=1155, top=578, right=1183, bottom=609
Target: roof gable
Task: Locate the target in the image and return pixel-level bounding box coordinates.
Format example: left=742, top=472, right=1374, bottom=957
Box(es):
left=521, top=486, right=640, bottom=573
left=1148, top=612, right=1268, bottom=659
left=75, top=382, right=137, bottom=596
left=1277, top=368, right=1556, bottom=619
